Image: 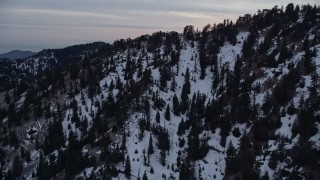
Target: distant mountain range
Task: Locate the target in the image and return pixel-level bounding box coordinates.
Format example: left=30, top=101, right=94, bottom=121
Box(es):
left=0, top=42, right=108, bottom=91
left=0, top=50, right=36, bottom=60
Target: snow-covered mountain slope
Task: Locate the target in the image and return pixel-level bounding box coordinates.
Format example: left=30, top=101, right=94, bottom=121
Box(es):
left=0, top=4, right=319, bottom=180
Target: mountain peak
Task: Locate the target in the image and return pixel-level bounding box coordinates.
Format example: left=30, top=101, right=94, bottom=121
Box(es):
left=0, top=50, right=36, bottom=60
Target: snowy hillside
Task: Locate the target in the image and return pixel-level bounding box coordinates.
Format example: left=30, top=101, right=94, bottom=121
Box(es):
left=0, top=3, right=319, bottom=180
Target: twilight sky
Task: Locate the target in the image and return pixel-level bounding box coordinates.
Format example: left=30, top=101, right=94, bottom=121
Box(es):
left=0, top=0, right=318, bottom=53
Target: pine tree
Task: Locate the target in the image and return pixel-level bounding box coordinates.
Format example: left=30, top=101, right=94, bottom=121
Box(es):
left=181, top=68, right=191, bottom=114
left=125, top=155, right=131, bottom=178
left=198, top=166, right=202, bottom=180
left=165, top=105, right=170, bottom=120
left=109, top=79, right=115, bottom=90
left=137, top=55, right=143, bottom=78
left=199, top=26, right=208, bottom=80
left=12, top=155, right=23, bottom=178
left=188, top=129, right=200, bottom=160
left=185, top=68, right=191, bottom=92
left=170, top=75, right=177, bottom=91
left=179, top=160, right=195, bottom=180
left=8, top=103, right=19, bottom=126
left=37, top=153, right=45, bottom=179
left=142, top=171, right=148, bottom=180
left=143, top=68, right=152, bottom=83
left=183, top=25, right=195, bottom=41
left=138, top=117, right=146, bottom=140
left=156, top=111, right=160, bottom=123
left=285, top=3, right=298, bottom=22
left=172, top=94, right=180, bottom=116
left=160, top=67, right=168, bottom=90
left=160, top=149, right=166, bottom=166
left=177, top=119, right=186, bottom=136
left=43, top=117, right=65, bottom=155
left=148, top=135, right=154, bottom=155
left=226, top=141, right=236, bottom=165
